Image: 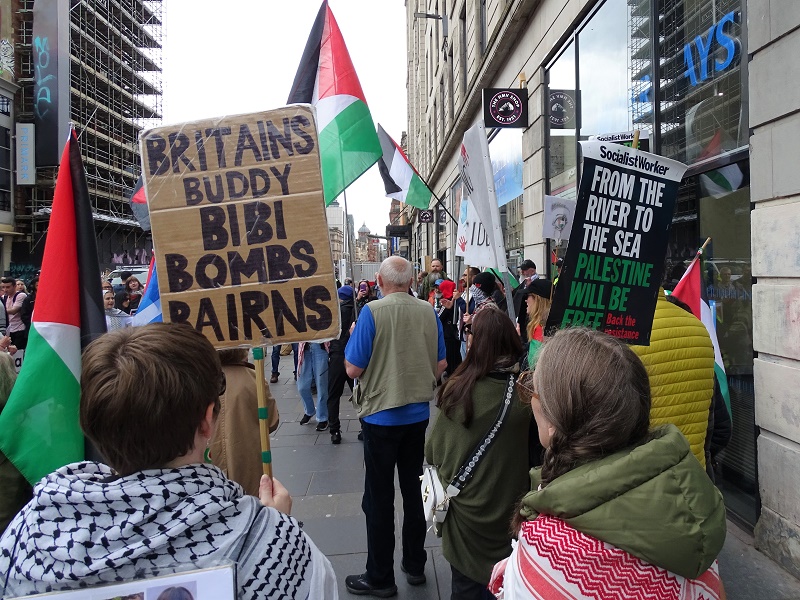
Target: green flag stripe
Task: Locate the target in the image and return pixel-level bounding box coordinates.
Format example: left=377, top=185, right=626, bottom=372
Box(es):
left=405, top=174, right=433, bottom=209
left=715, top=363, right=732, bottom=419
left=319, top=99, right=381, bottom=205
left=0, top=324, right=82, bottom=484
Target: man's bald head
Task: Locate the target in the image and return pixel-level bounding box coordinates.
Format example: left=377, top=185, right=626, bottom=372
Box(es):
left=377, top=256, right=414, bottom=292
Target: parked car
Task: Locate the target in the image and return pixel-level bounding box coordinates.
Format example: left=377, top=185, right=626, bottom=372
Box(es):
left=108, top=266, right=149, bottom=294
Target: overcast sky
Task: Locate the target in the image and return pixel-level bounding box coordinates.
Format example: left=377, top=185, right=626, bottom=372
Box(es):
left=161, top=0, right=407, bottom=235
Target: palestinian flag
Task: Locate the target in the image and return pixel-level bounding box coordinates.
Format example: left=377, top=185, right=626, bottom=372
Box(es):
left=288, top=0, right=381, bottom=205
left=129, top=175, right=150, bottom=231
left=698, top=129, right=744, bottom=199
left=0, top=131, right=106, bottom=484
left=671, top=251, right=731, bottom=417
left=377, top=124, right=432, bottom=209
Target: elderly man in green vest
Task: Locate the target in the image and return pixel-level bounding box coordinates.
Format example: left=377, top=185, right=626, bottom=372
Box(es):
left=343, top=256, right=447, bottom=597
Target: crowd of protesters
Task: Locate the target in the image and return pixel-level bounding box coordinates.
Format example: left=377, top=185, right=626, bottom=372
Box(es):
left=0, top=254, right=732, bottom=600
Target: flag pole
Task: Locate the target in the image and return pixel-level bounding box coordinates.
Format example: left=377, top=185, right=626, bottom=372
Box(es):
left=342, top=188, right=357, bottom=284
left=699, top=237, right=712, bottom=254
left=251, top=347, right=273, bottom=479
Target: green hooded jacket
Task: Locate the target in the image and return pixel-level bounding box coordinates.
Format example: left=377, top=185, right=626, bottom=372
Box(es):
left=519, top=424, right=726, bottom=580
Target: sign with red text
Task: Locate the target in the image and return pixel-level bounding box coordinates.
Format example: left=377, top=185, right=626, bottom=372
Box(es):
left=141, top=106, right=340, bottom=349
left=546, top=141, right=687, bottom=345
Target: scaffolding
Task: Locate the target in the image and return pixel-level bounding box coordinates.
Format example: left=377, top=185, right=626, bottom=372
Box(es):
left=15, top=0, right=164, bottom=255
left=628, top=0, right=653, bottom=135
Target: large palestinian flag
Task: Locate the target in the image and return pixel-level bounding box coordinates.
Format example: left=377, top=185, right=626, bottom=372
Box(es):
left=0, top=131, right=106, bottom=484
left=288, top=0, right=381, bottom=205
left=377, top=124, right=432, bottom=209
left=671, top=251, right=732, bottom=417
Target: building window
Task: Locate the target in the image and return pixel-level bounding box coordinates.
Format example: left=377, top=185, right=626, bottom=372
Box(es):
left=0, top=127, right=10, bottom=212
left=429, top=31, right=434, bottom=94
left=0, top=95, right=10, bottom=117
left=447, top=42, right=455, bottom=125
left=479, top=0, right=487, bottom=55
left=459, top=5, right=467, bottom=97
left=439, top=77, right=445, bottom=145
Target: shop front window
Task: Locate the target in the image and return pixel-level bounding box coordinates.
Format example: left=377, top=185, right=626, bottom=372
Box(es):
left=578, top=0, right=654, bottom=140
left=546, top=41, right=577, bottom=199
left=544, top=0, right=755, bottom=527
left=658, top=0, right=746, bottom=164
left=665, top=158, right=756, bottom=525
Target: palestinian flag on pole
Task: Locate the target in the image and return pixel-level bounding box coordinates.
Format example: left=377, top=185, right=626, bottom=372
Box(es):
left=288, top=0, right=381, bottom=205
left=671, top=251, right=732, bottom=417
left=129, top=175, right=150, bottom=231
left=0, top=131, right=106, bottom=484
left=377, top=124, right=432, bottom=209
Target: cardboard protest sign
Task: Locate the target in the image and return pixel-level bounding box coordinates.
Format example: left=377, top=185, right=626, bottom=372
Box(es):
left=546, top=141, right=687, bottom=345
left=141, top=106, right=340, bottom=349
left=589, top=130, right=650, bottom=152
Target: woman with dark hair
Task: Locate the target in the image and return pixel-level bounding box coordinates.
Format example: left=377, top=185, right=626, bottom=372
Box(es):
left=125, top=276, right=143, bottom=313
left=115, top=291, right=132, bottom=314
left=490, top=328, right=726, bottom=600
left=0, top=323, right=336, bottom=599
left=425, top=306, right=529, bottom=599
left=355, top=279, right=373, bottom=313
left=156, top=587, right=194, bottom=600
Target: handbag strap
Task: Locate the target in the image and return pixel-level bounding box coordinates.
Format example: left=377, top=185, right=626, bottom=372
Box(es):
left=446, top=373, right=515, bottom=497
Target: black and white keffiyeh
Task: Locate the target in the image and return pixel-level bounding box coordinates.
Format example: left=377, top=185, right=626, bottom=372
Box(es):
left=0, top=462, right=337, bottom=599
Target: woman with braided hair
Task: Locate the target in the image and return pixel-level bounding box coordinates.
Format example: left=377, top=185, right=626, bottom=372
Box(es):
left=490, top=328, right=727, bottom=600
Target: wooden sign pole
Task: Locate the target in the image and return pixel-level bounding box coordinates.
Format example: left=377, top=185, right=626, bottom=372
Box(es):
left=251, top=347, right=273, bottom=478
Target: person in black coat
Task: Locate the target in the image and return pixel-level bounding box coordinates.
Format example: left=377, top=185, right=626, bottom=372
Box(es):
left=327, top=285, right=356, bottom=444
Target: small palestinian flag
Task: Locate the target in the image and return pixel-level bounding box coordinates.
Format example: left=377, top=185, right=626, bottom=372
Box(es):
left=288, top=0, right=381, bottom=205
left=671, top=251, right=732, bottom=417
left=377, top=124, right=432, bottom=210
left=0, top=131, right=106, bottom=484
left=129, top=175, right=150, bottom=231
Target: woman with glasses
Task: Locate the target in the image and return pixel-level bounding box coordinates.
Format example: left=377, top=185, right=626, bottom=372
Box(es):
left=425, top=306, right=530, bottom=599
left=0, top=324, right=336, bottom=599
left=490, top=328, right=726, bottom=599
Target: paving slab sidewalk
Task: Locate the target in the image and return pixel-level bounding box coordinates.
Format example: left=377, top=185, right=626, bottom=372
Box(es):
left=267, top=355, right=800, bottom=599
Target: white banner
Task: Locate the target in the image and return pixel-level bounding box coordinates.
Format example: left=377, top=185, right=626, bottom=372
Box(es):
left=458, top=121, right=508, bottom=272
left=542, top=195, right=577, bottom=241
left=455, top=198, right=495, bottom=266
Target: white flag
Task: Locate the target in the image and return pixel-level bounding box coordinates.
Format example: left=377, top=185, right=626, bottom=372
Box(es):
left=455, top=198, right=495, bottom=266
left=542, top=195, right=577, bottom=241
left=458, top=121, right=508, bottom=272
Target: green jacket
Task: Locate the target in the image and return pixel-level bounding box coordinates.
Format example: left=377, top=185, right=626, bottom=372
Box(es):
left=425, top=374, right=530, bottom=585
left=519, top=424, right=726, bottom=580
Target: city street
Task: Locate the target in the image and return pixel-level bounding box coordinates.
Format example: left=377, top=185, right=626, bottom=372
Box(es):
left=268, top=355, right=800, bottom=599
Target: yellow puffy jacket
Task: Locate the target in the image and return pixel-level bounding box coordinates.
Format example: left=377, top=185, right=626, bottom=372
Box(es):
left=632, top=290, right=714, bottom=466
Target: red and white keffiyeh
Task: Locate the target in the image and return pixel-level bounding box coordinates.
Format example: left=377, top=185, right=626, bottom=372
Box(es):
left=489, top=516, right=722, bottom=600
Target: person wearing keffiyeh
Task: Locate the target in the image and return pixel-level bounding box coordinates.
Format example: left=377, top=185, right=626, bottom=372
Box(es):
left=0, top=324, right=337, bottom=600
left=456, top=271, right=497, bottom=356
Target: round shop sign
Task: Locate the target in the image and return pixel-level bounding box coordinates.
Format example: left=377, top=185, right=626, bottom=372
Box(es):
left=549, top=91, right=576, bottom=127
left=488, top=90, right=525, bottom=126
